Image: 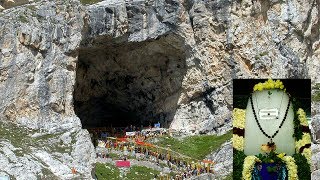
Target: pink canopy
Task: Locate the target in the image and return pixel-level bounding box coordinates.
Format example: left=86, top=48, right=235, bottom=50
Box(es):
left=116, top=160, right=130, bottom=167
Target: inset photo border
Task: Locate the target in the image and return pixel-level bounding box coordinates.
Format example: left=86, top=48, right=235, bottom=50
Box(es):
left=232, top=79, right=311, bottom=180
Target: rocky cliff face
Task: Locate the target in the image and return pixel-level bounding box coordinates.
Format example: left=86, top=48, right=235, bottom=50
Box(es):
left=0, top=0, right=96, bottom=179
left=0, top=0, right=319, bottom=179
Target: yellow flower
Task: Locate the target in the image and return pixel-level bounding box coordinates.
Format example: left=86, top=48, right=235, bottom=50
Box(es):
left=232, top=108, right=246, bottom=151
left=297, top=108, right=309, bottom=126
left=270, top=83, right=275, bottom=89
left=232, top=108, right=246, bottom=129
left=295, top=133, right=311, bottom=152
left=280, top=84, right=284, bottom=89
left=274, top=80, right=282, bottom=88
left=253, top=79, right=285, bottom=92
left=282, top=156, right=298, bottom=180
left=277, top=153, right=286, bottom=159
left=302, top=148, right=311, bottom=165
left=242, top=156, right=260, bottom=180
left=233, top=134, right=244, bottom=151
left=253, top=83, right=263, bottom=91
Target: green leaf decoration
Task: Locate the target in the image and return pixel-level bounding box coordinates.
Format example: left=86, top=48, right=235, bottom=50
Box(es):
left=292, top=153, right=311, bottom=180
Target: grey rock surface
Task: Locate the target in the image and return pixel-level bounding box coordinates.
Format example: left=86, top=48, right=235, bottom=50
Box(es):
left=206, top=140, right=232, bottom=178
left=312, top=113, right=320, bottom=178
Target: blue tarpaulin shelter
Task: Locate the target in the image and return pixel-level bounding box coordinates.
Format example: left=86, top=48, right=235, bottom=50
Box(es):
left=154, top=122, right=160, bottom=128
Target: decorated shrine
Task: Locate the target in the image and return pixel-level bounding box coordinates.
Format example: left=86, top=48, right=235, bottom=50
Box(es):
left=233, top=79, right=311, bottom=180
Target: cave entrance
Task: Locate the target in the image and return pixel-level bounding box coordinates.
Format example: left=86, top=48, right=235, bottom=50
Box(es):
left=74, top=35, right=187, bottom=131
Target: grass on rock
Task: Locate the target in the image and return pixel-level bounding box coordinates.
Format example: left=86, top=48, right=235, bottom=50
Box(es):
left=80, top=0, right=103, bottom=5
left=109, top=153, right=120, bottom=159
left=18, top=15, right=28, bottom=23
left=95, top=163, right=161, bottom=180
left=0, top=122, right=35, bottom=154
left=224, top=173, right=233, bottom=180
left=152, top=131, right=232, bottom=160
left=125, top=166, right=160, bottom=180
left=312, top=83, right=320, bottom=102
left=0, top=122, right=62, bottom=178
left=95, top=163, right=120, bottom=180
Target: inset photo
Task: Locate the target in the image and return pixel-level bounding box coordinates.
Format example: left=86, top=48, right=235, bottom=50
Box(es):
left=233, top=79, right=311, bottom=180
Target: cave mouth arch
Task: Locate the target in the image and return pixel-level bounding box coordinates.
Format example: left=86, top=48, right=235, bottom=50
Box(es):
left=74, top=35, right=187, bottom=130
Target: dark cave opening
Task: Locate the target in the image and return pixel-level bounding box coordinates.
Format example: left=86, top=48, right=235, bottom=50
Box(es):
left=74, top=35, right=187, bottom=129
left=74, top=97, right=140, bottom=127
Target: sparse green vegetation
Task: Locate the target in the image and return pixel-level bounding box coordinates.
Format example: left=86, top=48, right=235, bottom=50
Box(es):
left=152, top=131, right=232, bottom=160
left=13, top=149, right=26, bottom=157
left=224, top=173, right=233, bottom=180
left=95, top=163, right=120, bottom=180
left=312, top=83, right=320, bottom=102
left=52, top=144, right=71, bottom=153
left=95, top=163, right=161, bottom=180
left=313, top=83, right=320, bottom=90
left=27, top=5, right=38, bottom=17
left=254, top=51, right=269, bottom=60
left=80, top=0, right=103, bottom=5
left=259, top=51, right=268, bottom=57
left=0, top=121, right=73, bottom=156
left=95, top=162, right=176, bottom=179
left=35, top=133, right=61, bottom=140
left=109, top=153, right=121, bottom=159
left=18, top=15, right=28, bottom=23
left=125, top=166, right=160, bottom=180
left=27, top=5, right=37, bottom=11
left=38, top=168, right=59, bottom=179
left=0, top=122, right=36, bottom=154
left=312, top=93, right=320, bottom=102
left=34, top=132, right=72, bottom=153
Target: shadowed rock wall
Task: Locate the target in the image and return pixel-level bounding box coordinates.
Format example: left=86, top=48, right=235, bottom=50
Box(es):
left=75, top=35, right=187, bottom=128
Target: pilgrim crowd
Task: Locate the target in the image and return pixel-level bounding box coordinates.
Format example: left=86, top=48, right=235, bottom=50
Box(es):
left=89, top=125, right=214, bottom=179
left=89, top=125, right=168, bottom=142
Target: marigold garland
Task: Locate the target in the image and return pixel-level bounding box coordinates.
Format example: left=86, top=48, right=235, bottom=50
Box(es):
left=295, top=133, right=311, bottom=152
left=233, top=134, right=244, bottom=151
left=232, top=108, right=245, bottom=151
left=232, top=108, right=246, bottom=129
left=242, top=156, right=260, bottom=180
left=297, top=108, right=309, bottom=126
left=282, top=156, right=298, bottom=180
left=253, top=79, right=285, bottom=92
left=295, top=108, right=311, bottom=165
left=301, top=148, right=311, bottom=165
